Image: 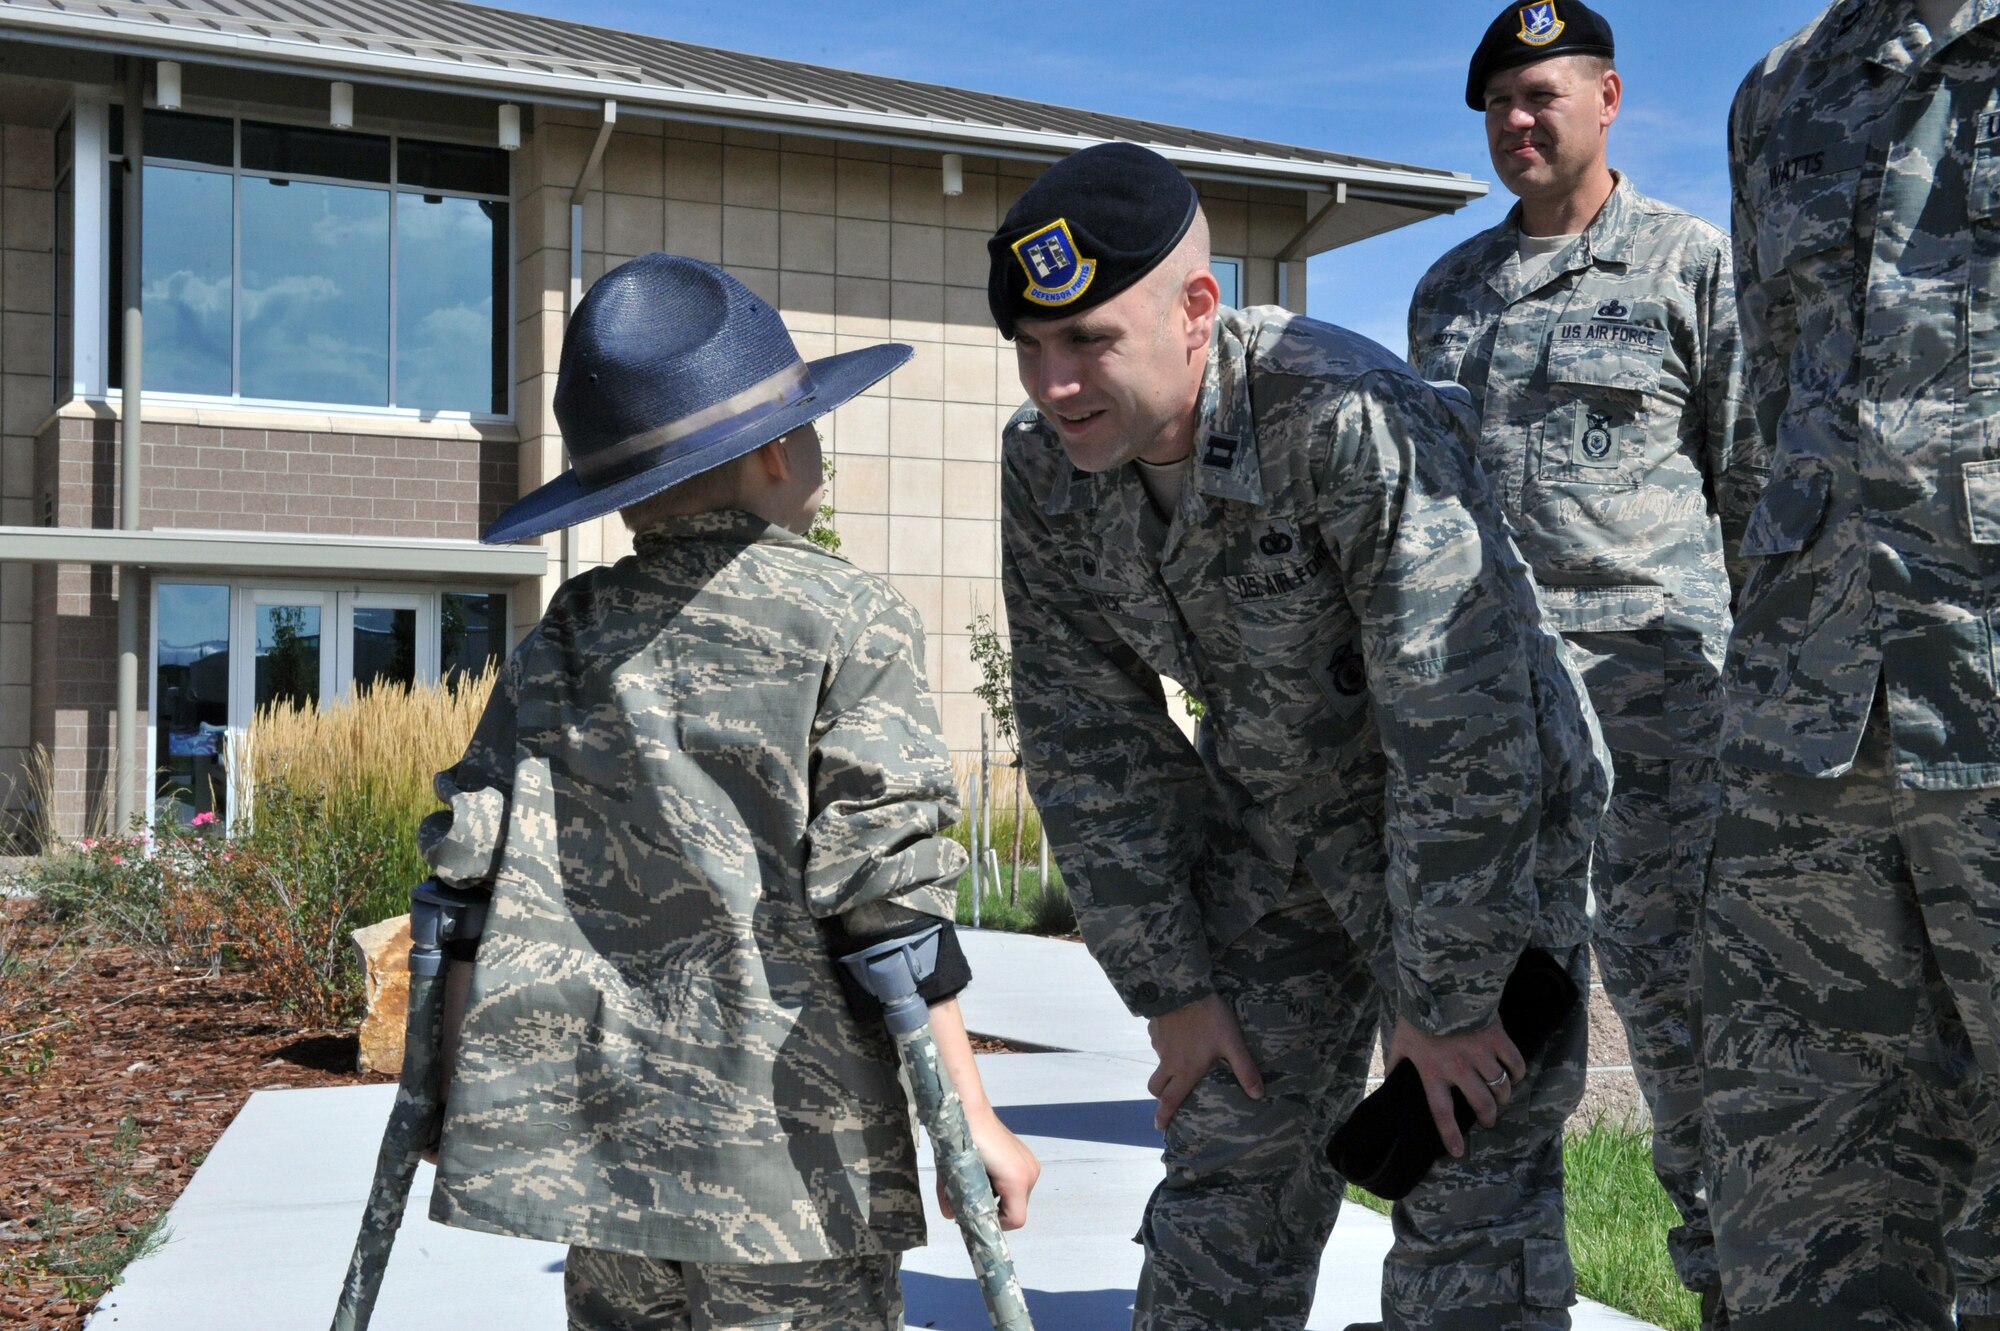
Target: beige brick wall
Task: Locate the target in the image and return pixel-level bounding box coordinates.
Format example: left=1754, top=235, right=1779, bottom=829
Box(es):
left=520, top=112, right=1309, bottom=759
left=1, top=122, right=55, bottom=837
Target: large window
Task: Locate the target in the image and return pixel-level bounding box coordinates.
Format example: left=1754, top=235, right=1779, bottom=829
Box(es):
left=151, top=582, right=510, bottom=826
left=108, top=109, right=510, bottom=417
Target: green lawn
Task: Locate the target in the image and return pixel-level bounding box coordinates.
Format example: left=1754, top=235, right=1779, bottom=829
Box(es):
left=1346, top=1117, right=1697, bottom=1331
left=954, top=867, right=1075, bottom=936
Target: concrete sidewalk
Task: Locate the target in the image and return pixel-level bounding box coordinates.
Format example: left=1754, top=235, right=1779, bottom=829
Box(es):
left=88, top=930, right=1656, bottom=1330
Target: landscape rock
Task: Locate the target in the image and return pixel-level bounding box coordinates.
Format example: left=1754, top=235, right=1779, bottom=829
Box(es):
left=350, top=915, right=412, bottom=1076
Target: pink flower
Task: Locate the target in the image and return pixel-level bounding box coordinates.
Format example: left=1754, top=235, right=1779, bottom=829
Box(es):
left=110, top=855, right=124, bottom=866
left=191, top=811, right=217, bottom=827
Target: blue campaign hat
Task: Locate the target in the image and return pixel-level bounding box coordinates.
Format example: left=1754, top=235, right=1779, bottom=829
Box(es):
left=483, top=253, right=910, bottom=544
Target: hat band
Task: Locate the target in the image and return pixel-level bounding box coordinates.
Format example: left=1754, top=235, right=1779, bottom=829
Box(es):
left=573, top=360, right=814, bottom=484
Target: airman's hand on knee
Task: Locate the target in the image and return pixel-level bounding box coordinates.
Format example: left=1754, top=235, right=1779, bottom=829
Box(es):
left=1385, top=1015, right=1525, bottom=1158
left=1145, top=993, right=1264, bottom=1131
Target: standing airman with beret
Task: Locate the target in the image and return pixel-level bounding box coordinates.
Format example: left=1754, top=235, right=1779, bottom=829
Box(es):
left=991, top=140, right=1610, bottom=1330
left=1712, top=1, right=2000, bottom=1324
left=1408, top=3, right=1769, bottom=1324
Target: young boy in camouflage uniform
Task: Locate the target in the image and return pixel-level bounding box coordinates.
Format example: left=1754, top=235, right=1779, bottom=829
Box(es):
left=420, top=253, right=1038, bottom=1331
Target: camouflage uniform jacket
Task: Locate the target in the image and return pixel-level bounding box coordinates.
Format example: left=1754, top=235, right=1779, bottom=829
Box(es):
left=1001, top=306, right=1608, bottom=1039
left=419, top=511, right=968, bottom=1262
left=1409, top=174, right=1768, bottom=760
left=1727, top=0, right=2000, bottom=789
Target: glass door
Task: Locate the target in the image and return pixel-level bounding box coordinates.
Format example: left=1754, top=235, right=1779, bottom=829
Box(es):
left=336, top=591, right=432, bottom=696
left=234, top=589, right=335, bottom=723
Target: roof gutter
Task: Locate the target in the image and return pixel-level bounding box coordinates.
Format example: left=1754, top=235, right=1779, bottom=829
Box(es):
left=0, top=526, right=549, bottom=578
left=0, top=7, right=1484, bottom=207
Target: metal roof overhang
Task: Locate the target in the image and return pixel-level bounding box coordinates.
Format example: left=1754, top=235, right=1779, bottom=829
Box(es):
left=0, top=5, right=1486, bottom=239
left=0, top=525, right=547, bottom=578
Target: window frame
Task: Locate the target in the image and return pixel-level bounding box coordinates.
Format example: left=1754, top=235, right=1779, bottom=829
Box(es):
left=95, top=102, right=516, bottom=423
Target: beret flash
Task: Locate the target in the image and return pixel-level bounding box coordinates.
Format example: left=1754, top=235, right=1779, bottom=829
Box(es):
left=1466, top=1, right=1616, bottom=110
left=986, top=142, right=1199, bottom=339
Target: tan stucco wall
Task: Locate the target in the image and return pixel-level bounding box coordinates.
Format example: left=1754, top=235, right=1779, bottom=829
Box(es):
left=519, top=109, right=1311, bottom=757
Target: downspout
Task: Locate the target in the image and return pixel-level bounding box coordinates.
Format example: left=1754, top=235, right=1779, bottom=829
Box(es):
left=113, top=59, right=144, bottom=832
left=560, top=99, right=617, bottom=587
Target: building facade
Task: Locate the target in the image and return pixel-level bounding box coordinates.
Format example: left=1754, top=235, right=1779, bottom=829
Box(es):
left=0, top=0, right=1484, bottom=840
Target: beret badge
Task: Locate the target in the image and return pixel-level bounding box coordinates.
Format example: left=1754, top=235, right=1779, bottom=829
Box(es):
left=1516, top=2, right=1565, bottom=47
left=1012, top=218, right=1098, bottom=309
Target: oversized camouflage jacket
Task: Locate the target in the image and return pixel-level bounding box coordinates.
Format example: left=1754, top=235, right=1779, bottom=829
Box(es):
left=419, top=511, right=967, bottom=1262
left=1410, top=174, right=1768, bottom=760
left=1727, top=0, right=2000, bottom=789
left=1001, top=306, right=1609, bottom=1039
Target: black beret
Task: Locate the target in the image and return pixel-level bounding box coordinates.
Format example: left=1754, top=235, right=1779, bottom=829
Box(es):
left=987, top=142, right=1198, bottom=339
left=1466, top=1, right=1616, bottom=110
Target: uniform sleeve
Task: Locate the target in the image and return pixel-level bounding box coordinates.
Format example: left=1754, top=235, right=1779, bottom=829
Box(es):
left=1314, top=370, right=1552, bottom=1036
left=1696, top=230, right=1771, bottom=597
left=801, top=590, right=968, bottom=926
left=418, top=643, right=523, bottom=895
left=1001, top=443, right=1216, bottom=1019
left=1730, top=70, right=1792, bottom=481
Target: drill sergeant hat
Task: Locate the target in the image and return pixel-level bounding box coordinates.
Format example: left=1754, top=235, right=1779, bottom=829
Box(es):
left=484, top=252, right=910, bottom=544
left=1465, top=0, right=1616, bottom=110
left=986, top=141, right=1200, bottom=339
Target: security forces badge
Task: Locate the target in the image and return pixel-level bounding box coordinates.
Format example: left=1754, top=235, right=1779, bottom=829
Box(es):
left=1013, top=218, right=1097, bottom=310
left=1517, top=1, right=1564, bottom=46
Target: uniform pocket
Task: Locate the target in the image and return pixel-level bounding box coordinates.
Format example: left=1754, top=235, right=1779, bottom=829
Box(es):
left=1727, top=459, right=1833, bottom=696
left=1969, top=151, right=2000, bottom=391
left=1966, top=457, right=2000, bottom=543
left=1539, top=336, right=1663, bottom=484
left=1755, top=167, right=1862, bottom=277
left=1521, top=1235, right=1577, bottom=1310
left=1538, top=585, right=1672, bottom=757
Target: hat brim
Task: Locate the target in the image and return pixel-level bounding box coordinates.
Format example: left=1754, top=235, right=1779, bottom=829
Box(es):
left=483, top=342, right=913, bottom=545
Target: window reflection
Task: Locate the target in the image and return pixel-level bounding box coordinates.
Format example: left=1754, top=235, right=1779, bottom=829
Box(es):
left=440, top=592, right=506, bottom=686
left=396, top=194, right=508, bottom=414
left=104, top=115, right=509, bottom=415
left=241, top=178, right=389, bottom=406
left=143, top=166, right=233, bottom=396
left=352, top=607, right=416, bottom=693
left=256, top=604, right=322, bottom=711
left=155, top=584, right=230, bottom=823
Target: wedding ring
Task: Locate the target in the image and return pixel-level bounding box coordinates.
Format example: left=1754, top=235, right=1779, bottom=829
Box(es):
left=1483, top=1070, right=1510, bottom=1088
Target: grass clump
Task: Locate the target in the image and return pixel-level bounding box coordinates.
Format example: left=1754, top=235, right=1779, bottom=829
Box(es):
left=1566, top=1116, right=1697, bottom=1331
left=24, top=1116, right=171, bottom=1303
left=1343, top=1115, right=1697, bottom=1331
left=955, top=866, right=1075, bottom=936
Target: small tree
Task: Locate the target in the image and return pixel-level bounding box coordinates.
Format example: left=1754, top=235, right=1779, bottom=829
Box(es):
left=807, top=457, right=841, bottom=553
left=967, top=613, right=1027, bottom=903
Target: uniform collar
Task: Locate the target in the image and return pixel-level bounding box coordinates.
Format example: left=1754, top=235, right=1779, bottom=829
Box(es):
left=1846, top=0, right=2000, bottom=73
left=1189, top=313, right=1268, bottom=507
left=1487, top=172, right=1635, bottom=303
left=630, top=509, right=802, bottom=554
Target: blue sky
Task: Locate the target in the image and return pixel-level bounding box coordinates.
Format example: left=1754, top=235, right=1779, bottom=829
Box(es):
left=512, top=0, right=1832, bottom=352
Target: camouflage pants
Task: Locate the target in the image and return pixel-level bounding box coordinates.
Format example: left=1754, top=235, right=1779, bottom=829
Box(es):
left=1590, top=751, right=1719, bottom=1304
left=1384, top=942, right=1589, bottom=1330
left=1702, top=703, right=2000, bottom=1329
left=1130, top=884, right=1589, bottom=1330
left=563, top=1245, right=902, bottom=1331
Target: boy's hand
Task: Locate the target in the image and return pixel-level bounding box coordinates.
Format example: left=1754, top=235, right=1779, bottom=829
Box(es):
left=1384, top=1015, right=1525, bottom=1158
left=939, top=1107, right=1041, bottom=1231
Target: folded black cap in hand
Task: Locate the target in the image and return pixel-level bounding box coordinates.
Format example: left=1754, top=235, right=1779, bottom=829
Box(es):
left=1326, top=947, right=1579, bottom=1202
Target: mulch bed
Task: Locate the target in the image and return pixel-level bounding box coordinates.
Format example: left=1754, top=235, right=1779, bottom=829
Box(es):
left=0, top=897, right=1027, bottom=1329
left=0, top=901, right=392, bottom=1329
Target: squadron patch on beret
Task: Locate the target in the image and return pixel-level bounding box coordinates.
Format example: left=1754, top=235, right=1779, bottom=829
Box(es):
left=1013, top=218, right=1097, bottom=309
left=986, top=141, right=1199, bottom=338
left=1466, top=0, right=1614, bottom=109
left=1516, top=2, right=1564, bottom=47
